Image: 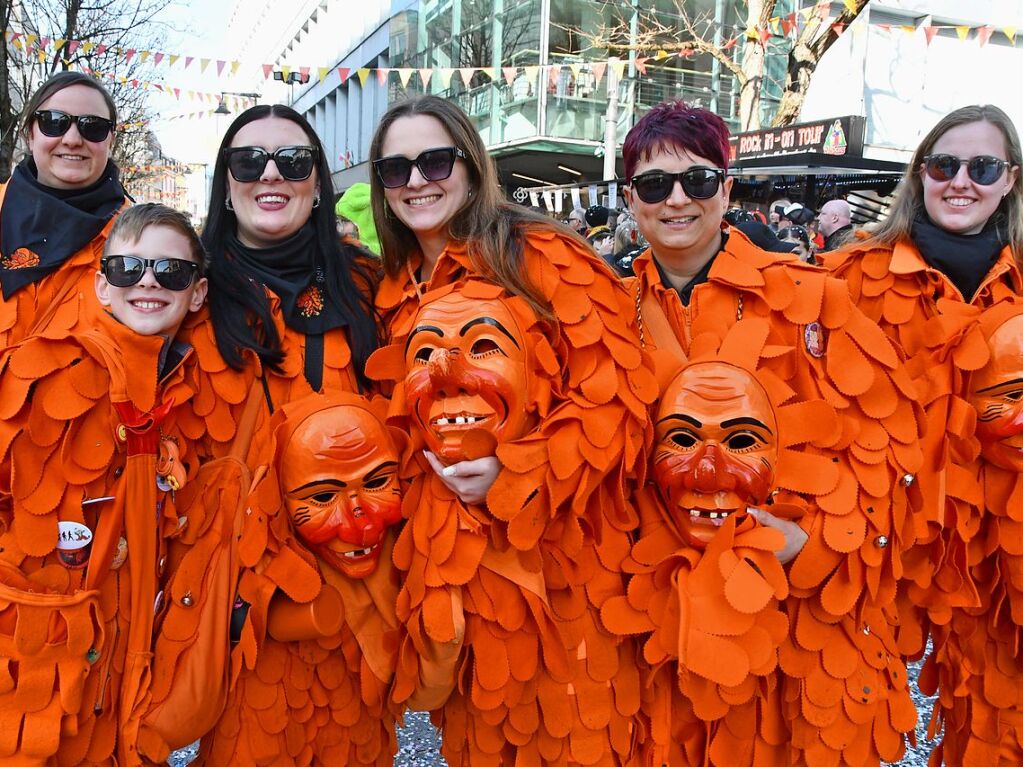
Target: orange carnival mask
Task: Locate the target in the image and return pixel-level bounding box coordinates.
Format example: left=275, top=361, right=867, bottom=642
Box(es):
left=970, top=313, right=1023, bottom=473
left=653, top=361, right=779, bottom=547
left=405, top=293, right=532, bottom=462
left=280, top=403, right=402, bottom=579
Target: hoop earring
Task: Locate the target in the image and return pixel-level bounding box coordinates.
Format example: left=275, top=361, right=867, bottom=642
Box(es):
left=225, top=196, right=234, bottom=211
left=312, top=193, right=321, bottom=209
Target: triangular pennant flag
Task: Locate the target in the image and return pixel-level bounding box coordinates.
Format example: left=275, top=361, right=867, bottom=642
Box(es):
left=184, top=56, right=193, bottom=68
left=299, top=66, right=310, bottom=81
left=769, top=18, right=781, bottom=35
left=96, top=43, right=107, bottom=54
left=878, top=24, right=891, bottom=33
left=722, top=37, right=738, bottom=50
left=781, top=15, right=795, bottom=36
left=68, top=40, right=81, bottom=54
left=758, top=27, right=772, bottom=44
left=901, top=25, right=915, bottom=35
left=318, top=67, right=329, bottom=82
left=418, top=68, right=432, bottom=88
left=125, top=48, right=136, bottom=62
left=977, top=26, right=994, bottom=46
left=338, top=67, right=351, bottom=83
left=654, top=49, right=669, bottom=60
left=800, top=7, right=814, bottom=20
left=503, top=67, right=517, bottom=86
left=843, top=0, right=857, bottom=13
left=3, top=31, right=13, bottom=41
left=168, top=54, right=179, bottom=66
left=458, top=67, right=475, bottom=85
left=924, top=26, right=939, bottom=45
left=357, top=68, right=370, bottom=86
left=262, top=64, right=273, bottom=79
left=955, top=25, right=970, bottom=41
left=153, top=52, right=163, bottom=65
left=200, top=58, right=210, bottom=72
left=140, top=50, right=150, bottom=63
left=569, top=63, right=582, bottom=79
left=398, top=68, right=414, bottom=87
left=548, top=65, right=559, bottom=88
left=482, top=67, right=498, bottom=80
left=282, top=66, right=292, bottom=81
left=610, top=59, right=626, bottom=81
left=438, top=68, right=454, bottom=89
left=54, top=38, right=65, bottom=51
left=173, top=88, right=180, bottom=99
left=40, top=37, right=50, bottom=48
left=37, top=50, right=46, bottom=63
left=590, top=61, right=606, bottom=86
left=679, top=47, right=694, bottom=59
left=632, top=57, right=647, bottom=75
left=216, top=60, right=226, bottom=75
left=25, top=34, right=37, bottom=47
left=831, top=22, right=844, bottom=36
left=231, top=61, right=240, bottom=75
left=1004, top=26, right=1017, bottom=45
left=523, top=65, right=539, bottom=87
left=376, top=67, right=389, bottom=85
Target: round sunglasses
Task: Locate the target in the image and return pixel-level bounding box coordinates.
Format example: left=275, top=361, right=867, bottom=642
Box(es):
left=922, top=154, right=1011, bottom=186
left=373, top=147, right=466, bottom=188
left=628, top=167, right=726, bottom=204
left=224, top=146, right=318, bottom=183
left=34, top=109, right=115, bottom=143
left=100, top=255, right=199, bottom=291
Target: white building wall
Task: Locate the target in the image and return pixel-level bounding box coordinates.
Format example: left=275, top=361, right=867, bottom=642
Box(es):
left=801, top=0, right=1023, bottom=161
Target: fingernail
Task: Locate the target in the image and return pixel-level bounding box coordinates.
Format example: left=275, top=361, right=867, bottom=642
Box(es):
left=442, top=466, right=457, bottom=477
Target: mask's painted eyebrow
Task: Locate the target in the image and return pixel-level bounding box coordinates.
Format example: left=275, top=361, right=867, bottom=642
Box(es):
left=459, top=317, right=520, bottom=348
left=976, top=377, right=1023, bottom=394
left=405, top=324, right=444, bottom=354
left=656, top=413, right=702, bottom=428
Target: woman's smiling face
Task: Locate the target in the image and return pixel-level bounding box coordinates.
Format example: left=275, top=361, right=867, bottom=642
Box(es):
left=227, top=116, right=318, bottom=248
left=378, top=114, right=471, bottom=249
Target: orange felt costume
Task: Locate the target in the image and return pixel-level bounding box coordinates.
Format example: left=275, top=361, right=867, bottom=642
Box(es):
left=910, top=301, right=1023, bottom=767
left=629, top=229, right=924, bottom=766
left=0, top=183, right=128, bottom=351
left=0, top=312, right=197, bottom=766
left=193, top=282, right=400, bottom=766
left=198, top=392, right=404, bottom=767
left=372, top=229, right=656, bottom=766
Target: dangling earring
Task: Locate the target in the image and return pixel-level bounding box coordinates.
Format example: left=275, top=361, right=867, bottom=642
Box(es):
left=312, top=193, right=321, bottom=209
left=225, top=196, right=234, bottom=211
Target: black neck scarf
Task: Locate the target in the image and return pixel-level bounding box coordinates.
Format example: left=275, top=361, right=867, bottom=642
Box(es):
left=227, top=224, right=348, bottom=392
left=912, top=213, right=1007, bottom=302
left=0, top=158, right=126, bottom=299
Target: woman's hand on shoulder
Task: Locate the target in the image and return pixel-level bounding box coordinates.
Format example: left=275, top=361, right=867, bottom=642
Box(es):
left=423, top=451, right=500, bottom=506
left=748, top=507, right=809, bottom=565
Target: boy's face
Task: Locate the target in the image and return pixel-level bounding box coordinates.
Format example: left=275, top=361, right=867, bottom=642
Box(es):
left=95, top=224, right=207, bottom=338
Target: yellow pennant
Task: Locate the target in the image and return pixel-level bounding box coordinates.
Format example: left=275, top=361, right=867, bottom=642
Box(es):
left=955, top=25, right=970, bottom=41
left=1005, top=26, right=1018, bottom=44
left=357, top=68, right=370, bottom=86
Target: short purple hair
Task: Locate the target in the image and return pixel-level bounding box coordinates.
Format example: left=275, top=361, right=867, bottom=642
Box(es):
left=623, top=100, right=731, bottom=180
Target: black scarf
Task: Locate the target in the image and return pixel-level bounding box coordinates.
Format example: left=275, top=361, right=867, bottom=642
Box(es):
left=0, top=159, right=126, bottom=299
left=912, top=213, right=1007, bottom=302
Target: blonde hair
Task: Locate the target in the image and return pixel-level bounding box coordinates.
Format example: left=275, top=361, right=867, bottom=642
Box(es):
left=864, top=105, right=1023, bottom=263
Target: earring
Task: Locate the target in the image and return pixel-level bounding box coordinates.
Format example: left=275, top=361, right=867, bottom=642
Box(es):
left=312, top=193, right=321, bottom=209
left=225, top=196, right=234, bottom=211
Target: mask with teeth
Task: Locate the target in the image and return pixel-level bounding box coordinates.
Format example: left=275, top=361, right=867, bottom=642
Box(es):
left=969, top=312, right=1023, bottom=473
left=404, top=292, right=533, bottom=462
left=653, top=361, right=779, bottom=548
left=280, top=400, right=402, bottom=579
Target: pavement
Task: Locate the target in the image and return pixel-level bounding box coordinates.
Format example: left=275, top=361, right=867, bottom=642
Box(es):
left=169, top=660, right=937, bottom=766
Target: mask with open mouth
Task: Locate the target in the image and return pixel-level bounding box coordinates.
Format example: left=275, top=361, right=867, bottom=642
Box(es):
left=280, top=399, right=402, bottom=579
left=969, top=312, right=1023, bottom=473
left=653, top=361, right=779, bottom=548
left=404, top=292, right=533, bottom=462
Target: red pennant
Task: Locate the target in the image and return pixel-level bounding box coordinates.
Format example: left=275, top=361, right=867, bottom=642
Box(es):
left=262, top=64, right=273, bottom=79
left=97, top=44, right=108, bottom=54
left=680, top=48, right=694, bottom=58
left=338, top=66, right=351, bottom=83
left=758, top=27, right=772, bottom=44
left=878, top=24, right=891, bottom=33
left=831, top=22, right=845, bottom=36
left=299, top=66, right=310, bottom=81
left=977, top=25, right=994, bottom=46
left=782, top=13, right=796, bottom=36
left=924, top=25, right=939, bottom=45
left=40, top=37, right=50, bottom=47
left=173, top=88, right=181, bottom=99
left=722, top=37, right=738, bottom=50
left=67, top=40, right=80, bottom=54
left=376, top=68, right=389, bottom=85
left=216, top=60, right=226, bottom=75
left=153, top=52, right=164, bottom=65
left=184, top=56, right=194, bottom=68
left=634, top=56, right=648, bottom=74
left=124, top=48, right=136, bottom=62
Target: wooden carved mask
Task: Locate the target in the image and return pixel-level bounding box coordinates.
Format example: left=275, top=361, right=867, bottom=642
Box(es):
left=280, top=403, right=402, bottom=578
left=653, top=361, right=779, bottom=547
left=404, top=293, right=532, bottom=462
left=970, top=313, right=1023, bottom=473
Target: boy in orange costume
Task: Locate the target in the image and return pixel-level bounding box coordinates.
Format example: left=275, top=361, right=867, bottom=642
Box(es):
left=622, top=100, right=923, bottom=766
left=198, top=392, right=410, bottom=766
left=0, top=203, right=208, bottom=765
left=370, top=278, right=650, bottom=766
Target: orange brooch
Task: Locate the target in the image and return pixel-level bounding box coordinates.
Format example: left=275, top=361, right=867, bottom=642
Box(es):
left=296, top=285, right=324, bottom=317
left=1, top=247, right=40, bottom=270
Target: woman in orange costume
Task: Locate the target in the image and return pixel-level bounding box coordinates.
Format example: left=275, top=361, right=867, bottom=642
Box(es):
left=621, top=100, right=922, bottom=766
left=368, top=95, right=656, bottom=765
left=824, top=105, right=1023, bottom=765
left=0, top=204, right=208, bottom=766
left=189, top=105, right=390, bottom=766
left=0, top=72, right=129, bottom=349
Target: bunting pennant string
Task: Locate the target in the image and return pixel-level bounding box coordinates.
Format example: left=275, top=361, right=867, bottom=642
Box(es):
left=4, top=18, right=1019, bottom=95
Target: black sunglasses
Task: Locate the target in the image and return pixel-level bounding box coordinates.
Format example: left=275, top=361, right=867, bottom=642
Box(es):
left=224, top=146, right=318, bottom=182
left=628, top=167, right=726, bottom=204
left=373, top=147, right=466, bottom=188
left=101, top=255, right=199, bottom=291
left=922, top=154, right=1011, bottom=186
left=34, top=109, right=115, bottom=143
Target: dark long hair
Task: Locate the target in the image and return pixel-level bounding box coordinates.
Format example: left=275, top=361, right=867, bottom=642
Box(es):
left=203, top=104, right=379, bottom=383
left=369, top=95, right=587, bottom=320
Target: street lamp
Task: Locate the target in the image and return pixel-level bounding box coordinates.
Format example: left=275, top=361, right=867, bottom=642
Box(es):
left=214, top=91, right=261, bottom=115
left=272, top=70, right=311, bottom=105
